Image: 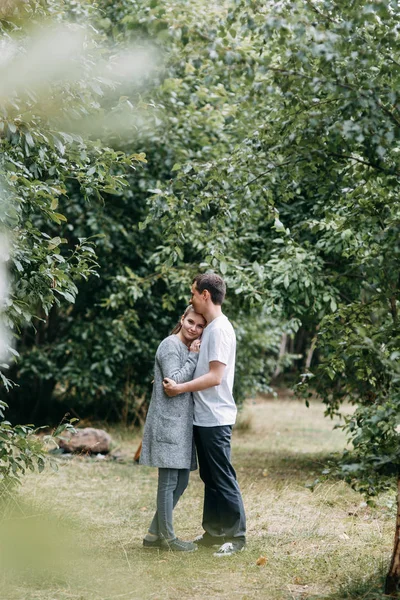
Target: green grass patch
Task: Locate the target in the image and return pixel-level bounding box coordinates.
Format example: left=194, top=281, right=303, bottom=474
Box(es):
left=1, top=397, right=394, bottom=600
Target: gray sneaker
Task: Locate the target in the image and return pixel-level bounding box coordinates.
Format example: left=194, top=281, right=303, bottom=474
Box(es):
left=143, top=537, right=162, bottom=549
left=162, top=538, right=198, bottom=552
left=213, top=541, right=245, bottom=557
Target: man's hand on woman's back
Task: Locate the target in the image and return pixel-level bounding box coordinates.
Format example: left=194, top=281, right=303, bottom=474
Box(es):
left=163, top=377, right=179, bottom=397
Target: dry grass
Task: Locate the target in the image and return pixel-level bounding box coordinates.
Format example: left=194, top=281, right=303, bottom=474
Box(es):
left=0, top=395, right=394, bottom=600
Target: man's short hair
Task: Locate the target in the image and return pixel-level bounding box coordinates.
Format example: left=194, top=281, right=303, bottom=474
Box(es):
left=193, top=273, right=226, bottom=305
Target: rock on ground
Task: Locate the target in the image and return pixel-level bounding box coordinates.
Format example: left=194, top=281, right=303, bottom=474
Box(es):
left=58, top=427, right=112, bottom=454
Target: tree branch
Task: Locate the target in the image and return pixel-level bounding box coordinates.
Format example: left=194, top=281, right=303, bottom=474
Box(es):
left=267, top=67, right=400, bottom=128
left=328, top=152, right=400, bottom=177
left=390, top=296, right=398, bottom=322
left=305, top=0, right=400, bottom=69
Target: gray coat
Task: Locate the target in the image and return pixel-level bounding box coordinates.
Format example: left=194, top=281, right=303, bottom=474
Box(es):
left=140, top=335, right=198, bottom=470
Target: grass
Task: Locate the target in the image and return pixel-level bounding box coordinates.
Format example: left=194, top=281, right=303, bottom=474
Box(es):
left=0, top=394, right=395, bottom=600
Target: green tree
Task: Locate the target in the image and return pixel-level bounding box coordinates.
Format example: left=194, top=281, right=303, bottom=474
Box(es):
left=3, top=0, right=400, bottom=590
left=139, top=0, right=400, bottom=592
left=4, top=0, right=287, bottom=424
left=0, top=0, right=150, bottom=486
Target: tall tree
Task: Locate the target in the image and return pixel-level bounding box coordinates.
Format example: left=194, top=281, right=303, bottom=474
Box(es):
left=140, top=0, right=400, bottom=591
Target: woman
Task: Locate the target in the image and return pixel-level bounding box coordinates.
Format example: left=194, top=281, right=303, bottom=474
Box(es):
left=140, top=305, right=206, bottom=552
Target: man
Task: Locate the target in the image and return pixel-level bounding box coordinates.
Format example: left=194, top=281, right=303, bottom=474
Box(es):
left=163, top=273, right=246, bottom=556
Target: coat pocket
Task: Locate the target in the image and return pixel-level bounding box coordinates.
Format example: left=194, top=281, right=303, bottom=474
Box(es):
left=156, top=415, right=180, bottom=445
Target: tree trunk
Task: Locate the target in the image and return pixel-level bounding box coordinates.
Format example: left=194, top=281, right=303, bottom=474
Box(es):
left=273, top=333, right=288, bottom=379
left=305, top=325, right=320, bottom=370
left=385, top=475, right=400, bottom=596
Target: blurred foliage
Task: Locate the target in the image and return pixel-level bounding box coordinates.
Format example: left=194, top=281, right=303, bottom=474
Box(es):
left=0, top=398, right=77, bottom=497
left=0, top=499, right=94, bottom=593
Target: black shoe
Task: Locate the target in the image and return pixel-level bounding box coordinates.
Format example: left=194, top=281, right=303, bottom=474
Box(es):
left=192, top=532, right=225, bottom=547
left=143, top=537, right=162, bottom=549
left=213, top=540, right=246, bottom=557
left=162, top=538, right=198, bottom=552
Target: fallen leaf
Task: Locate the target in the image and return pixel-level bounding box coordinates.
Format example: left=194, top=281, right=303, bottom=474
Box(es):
left=256, top=555, right=267, bottom=566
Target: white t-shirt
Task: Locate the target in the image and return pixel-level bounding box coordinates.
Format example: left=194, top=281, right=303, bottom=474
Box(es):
left=193, top=314, right=237, bottom=426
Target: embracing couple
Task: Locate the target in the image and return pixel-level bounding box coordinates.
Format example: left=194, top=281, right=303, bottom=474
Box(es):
left=140, top=273, right=246, bottom=556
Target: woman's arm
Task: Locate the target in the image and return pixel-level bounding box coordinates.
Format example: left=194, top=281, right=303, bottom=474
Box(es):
left=157, top=340, right=198, bottom=384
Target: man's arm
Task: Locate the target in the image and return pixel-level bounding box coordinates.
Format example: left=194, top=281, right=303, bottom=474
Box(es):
left=163, top=361, right=225, bottom=397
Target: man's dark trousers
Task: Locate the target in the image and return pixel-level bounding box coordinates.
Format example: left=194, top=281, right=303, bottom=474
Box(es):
left=194, top=425, right=246, bottom=542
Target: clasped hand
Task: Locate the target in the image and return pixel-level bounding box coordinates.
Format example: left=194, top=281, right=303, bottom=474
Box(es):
left=163, top=377, right=179, bottom=397
left=190, top=339, right=201, bottom=352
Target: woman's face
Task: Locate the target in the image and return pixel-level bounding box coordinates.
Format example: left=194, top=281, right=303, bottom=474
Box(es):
left=180, top=311, right=205, bottom=342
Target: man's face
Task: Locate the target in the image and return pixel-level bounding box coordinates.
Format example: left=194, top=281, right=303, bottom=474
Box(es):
left=190, top=284, right=205, bottom=313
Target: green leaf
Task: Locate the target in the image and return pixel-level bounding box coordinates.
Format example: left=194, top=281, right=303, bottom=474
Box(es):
left=220, top=261, right=228, bottom=275
left=52, top=213, right=68, bottom=223
left=25, top=132, right=34, bottom=147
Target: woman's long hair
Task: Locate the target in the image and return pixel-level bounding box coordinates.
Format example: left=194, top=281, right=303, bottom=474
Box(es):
left=170, top=305, right=197, bottom=335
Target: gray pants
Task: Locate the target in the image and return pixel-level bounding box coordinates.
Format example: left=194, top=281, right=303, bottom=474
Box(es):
left=148, top=468, right=190, bottom=540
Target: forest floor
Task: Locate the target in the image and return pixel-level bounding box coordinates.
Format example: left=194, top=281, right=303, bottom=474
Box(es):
left=0, top=393, right=394, bottom=600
